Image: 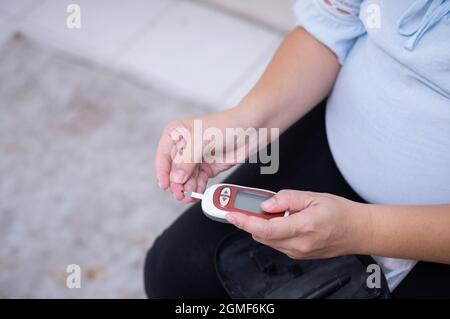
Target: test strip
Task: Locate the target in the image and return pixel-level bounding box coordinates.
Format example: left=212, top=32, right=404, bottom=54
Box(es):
left=183, top=191, right=204, bottom=200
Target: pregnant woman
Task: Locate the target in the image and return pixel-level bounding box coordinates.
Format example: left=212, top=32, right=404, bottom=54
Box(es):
left=146, top=0, right=450, bottom=298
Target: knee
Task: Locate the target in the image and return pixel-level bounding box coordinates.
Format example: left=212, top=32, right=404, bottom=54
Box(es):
left=143, top=205, right=232, bottom=298
left=144, top=232, right=200, bottom=299
left=143, top=229, right=228, bottom=299
left=144, top=235, right=173, bottom=298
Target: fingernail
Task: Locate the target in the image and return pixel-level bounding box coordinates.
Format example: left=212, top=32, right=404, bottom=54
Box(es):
left=172, top=169, right=185, bottom=183
left=225, top=213, right=236, bottom=225
left=261, top=198, right=276, bottom=210
left=157, top=179, right=162, bottom=189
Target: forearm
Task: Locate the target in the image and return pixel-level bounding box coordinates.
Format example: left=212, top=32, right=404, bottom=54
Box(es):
left=234, top=27, right=340, bottom=132
left=356, top=204, right=450, bottom=264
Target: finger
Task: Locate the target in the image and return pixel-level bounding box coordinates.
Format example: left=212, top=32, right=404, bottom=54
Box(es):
left=156, top=128, right=178, bottom=190
left=200, top=163, right=232, bottom=178
left=210, top=163, right=233, bottom=176
left=199, top=163, right=214, bottom=178
left=225, top=212, right=297, bottom=240
left=170, top=182, right=184, bottom=201
left=252, top=235, right=301, bottom=255
left=261, top=189, right=315, bottom=213
left=169, top=126, right=202, bottom=184
left=170, top=162, right=199, bottom=185
left=252, top=235, right=286, bottom=250
left=196, top=170, right=209, bottom=194
left=182, top=169, right=199, bottom=204
left=251, top=235, right=295, bottom=257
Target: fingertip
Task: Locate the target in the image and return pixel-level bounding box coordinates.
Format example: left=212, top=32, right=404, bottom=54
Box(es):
left=173, top=191, right=184, bottom=201
left=261, top=197, right=276, bottom=211
left=182, top=195, right=194, bottom=204
left=156, top=172, right=170, bottom=190
left=170, top=183, right=184, bottom=201
left=225, top=213, right=237, bottom=225
left=262, top=197, right=289, bottom=213
left=158, top=179, right=168, bottom=190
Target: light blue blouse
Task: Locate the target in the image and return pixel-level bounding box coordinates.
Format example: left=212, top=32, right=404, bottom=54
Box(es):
left=293, top=0, right=450, bottom=291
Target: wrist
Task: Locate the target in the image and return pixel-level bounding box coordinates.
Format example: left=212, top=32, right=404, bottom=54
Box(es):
left=346, top=202, right=375, bottom=255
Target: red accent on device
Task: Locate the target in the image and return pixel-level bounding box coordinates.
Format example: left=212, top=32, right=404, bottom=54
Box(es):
left=212, top=185, right=285, bottom=219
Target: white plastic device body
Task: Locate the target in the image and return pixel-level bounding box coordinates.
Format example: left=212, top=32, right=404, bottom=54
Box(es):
left=194, top=183, right=288, bottom=223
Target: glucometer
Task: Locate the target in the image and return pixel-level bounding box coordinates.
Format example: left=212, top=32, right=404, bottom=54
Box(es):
left=184, top=183, right=289, bottom=223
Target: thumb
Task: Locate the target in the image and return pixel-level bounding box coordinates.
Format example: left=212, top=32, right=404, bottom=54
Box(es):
left=261, top=189, right=315, bottom=213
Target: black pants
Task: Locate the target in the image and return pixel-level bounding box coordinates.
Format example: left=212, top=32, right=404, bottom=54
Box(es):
left=145, top=101, right=450, bottom=299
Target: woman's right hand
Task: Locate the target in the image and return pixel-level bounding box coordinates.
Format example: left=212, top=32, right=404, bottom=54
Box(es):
left=155, top=112, right=236, bottom=203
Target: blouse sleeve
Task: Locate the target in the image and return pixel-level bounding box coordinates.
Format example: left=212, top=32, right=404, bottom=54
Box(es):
left=293, top=0, right=367, bottom=64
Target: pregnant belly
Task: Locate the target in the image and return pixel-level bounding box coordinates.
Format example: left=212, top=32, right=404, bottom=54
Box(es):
left=325, top=37, right=450, bottom=205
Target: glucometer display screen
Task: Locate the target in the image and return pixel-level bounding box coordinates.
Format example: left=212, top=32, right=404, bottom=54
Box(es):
left=234, top=190, right=270, bottom=213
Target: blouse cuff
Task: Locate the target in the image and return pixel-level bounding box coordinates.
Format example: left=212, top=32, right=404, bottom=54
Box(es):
left=293, top=0, right=366, bottom=64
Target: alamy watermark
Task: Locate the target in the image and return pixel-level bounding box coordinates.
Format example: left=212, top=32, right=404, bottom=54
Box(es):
left=66, top=4, right=81, bottom=29
left=365, top=3, right=382, bottom=29
left=170, top=120, right=280, bottom=174
left=66, top=264, right=81, bottom=288
left=366, top=264, right=382, bottom=289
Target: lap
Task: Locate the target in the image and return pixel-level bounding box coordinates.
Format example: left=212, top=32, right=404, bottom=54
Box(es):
left=144, top=201, right=236, bottom=298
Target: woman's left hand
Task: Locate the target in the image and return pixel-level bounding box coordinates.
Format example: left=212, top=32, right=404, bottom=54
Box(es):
left=225, top=190, right=372, bottom=259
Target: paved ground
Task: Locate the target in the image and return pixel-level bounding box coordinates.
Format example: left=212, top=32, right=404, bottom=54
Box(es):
left=0, top=34, right=210, bottom=298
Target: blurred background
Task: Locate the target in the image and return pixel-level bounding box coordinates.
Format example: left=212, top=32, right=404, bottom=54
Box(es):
left=0, top=0, right=294, bottom=298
